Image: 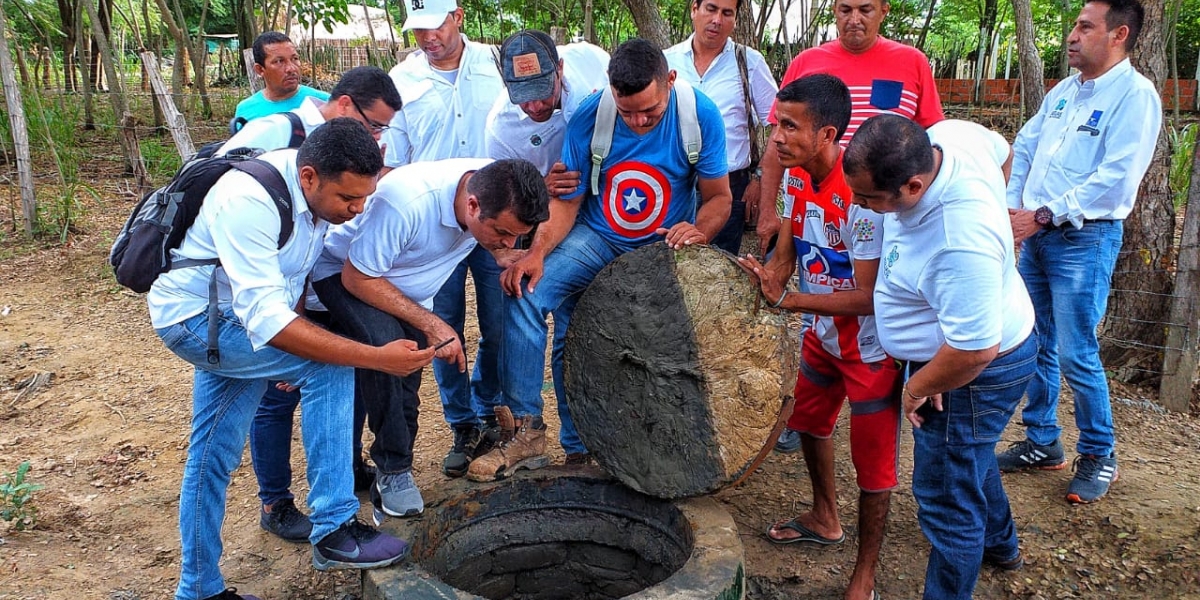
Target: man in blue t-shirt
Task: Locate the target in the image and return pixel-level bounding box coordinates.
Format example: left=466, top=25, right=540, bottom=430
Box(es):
left=467, top=38, right=731, bottom=482
left=233, top=32, right=330, bottom=126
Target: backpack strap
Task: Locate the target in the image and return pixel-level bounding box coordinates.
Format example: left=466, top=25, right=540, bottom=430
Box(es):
left=589, top=87, right=618, bottom=197
left=674, top=79, right=701, bottom=166
left=733, top=43, right=761, bottom=168
left=283, top=111, right=307, bottom=149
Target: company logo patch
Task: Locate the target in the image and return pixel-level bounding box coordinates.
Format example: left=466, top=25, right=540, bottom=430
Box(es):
left=1077, top=110, right=1103, bottom=136
left=1049, top=98, right=1067, bottom=119
left=795, top=240, right=854, bottom=290
left=853, top=218, right=876, bottom=242
left=529, top=134, right=542, bottom=147
left=883, top=245, right=899, bottom=279
left=603, top=161, right=671, bottom=237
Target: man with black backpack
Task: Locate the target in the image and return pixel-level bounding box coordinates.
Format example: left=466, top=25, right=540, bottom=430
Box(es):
left=216, top=64, right=403, bottom=545
left=145, top=120, right=428, bottom=600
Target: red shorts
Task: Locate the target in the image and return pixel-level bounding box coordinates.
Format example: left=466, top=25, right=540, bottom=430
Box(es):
left=789, top=332, right=902, bottom=492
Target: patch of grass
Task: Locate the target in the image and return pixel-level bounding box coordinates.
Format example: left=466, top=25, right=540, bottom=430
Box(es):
left=24, top=87, right=96, bottom=242
left=1, top=461, right=43, bottom=532
left=1169, top=123, right=1197, bottom=209
left=139, top=137, right=184, bottom=183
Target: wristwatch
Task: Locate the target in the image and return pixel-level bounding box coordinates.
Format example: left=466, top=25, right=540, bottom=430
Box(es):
left=1034, top=206, right=1054, bottom=229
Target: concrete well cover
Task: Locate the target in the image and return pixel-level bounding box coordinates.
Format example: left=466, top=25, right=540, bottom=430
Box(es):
left=563, top=244, right=798, bottom=499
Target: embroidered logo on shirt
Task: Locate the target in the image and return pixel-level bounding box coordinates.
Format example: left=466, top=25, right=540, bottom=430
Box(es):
left=853, top=218, right=876, bottom=243
left=786, top=173, right=805, bottom=192
left=530, top=134, right=542, bottom=147
left=1049, top=98, right=1067, bottom=119
left=825, top=222, right=842, bottom=247
left=831, top=193, right=845, bottom=210
left=883, top=245, right=899, bottom=279
left=411, top=0, right=424, bottom=9
left=1077, top=110, right=1103, bottom=136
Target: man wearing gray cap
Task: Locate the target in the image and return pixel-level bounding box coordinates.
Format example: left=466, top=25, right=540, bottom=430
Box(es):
left=482, top=30, right=610, bottom=465
left=378, top=0, right=508, bottom=489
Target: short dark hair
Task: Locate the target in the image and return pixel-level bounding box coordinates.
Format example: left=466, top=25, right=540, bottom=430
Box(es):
left=691, top=0, right=745, bottom=12
left=297, top=117, right=384, bottom=179
left=330, top=66, right=403, bottom=111
left=776, top=74, right=852, bottom=143
left=467, top=159, right=551, bottom=226
left=1091, top=0, right=1144, bottom=51
left=608, top=38, right=669, bottom=97
left=252, top=31, right=293, bottom=66
left=843, top=114, right=932, bottom=196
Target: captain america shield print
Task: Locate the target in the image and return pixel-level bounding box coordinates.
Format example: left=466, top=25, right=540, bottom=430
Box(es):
left=603, top=160, right=672, bottom=237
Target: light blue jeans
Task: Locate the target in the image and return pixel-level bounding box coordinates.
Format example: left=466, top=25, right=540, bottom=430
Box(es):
left=432, top=245, right=505, bottom=427
left=157, top=309, right=358, bottom=600
left=500, top=223, right=632, bottom=455
left=1017, top=220, right=1122, bottom=456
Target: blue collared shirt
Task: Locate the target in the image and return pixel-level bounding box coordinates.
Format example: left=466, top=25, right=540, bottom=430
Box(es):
left=1007, top=59, right=1162, bottom=228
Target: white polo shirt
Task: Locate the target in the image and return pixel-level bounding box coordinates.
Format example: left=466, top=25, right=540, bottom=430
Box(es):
left=1007, top=59, right=1162, bottom=228
left=665, top=36, right=778, bottom=171
left=483, top=42, right=610, bottom=175
left=312, top=158, right=491, bottom=309
left=384, top=37, right=504, bottom=166
left=217, top=97, right=326, bottom=156
left=874, top=121, right=1034, bottom=362
left=147, top=150, right=324, bottom=351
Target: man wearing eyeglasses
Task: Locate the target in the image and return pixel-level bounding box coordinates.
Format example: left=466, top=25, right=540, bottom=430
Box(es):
left=216, top=65, right=402, bottom=544
left=221, top=66, right=401, bottom=159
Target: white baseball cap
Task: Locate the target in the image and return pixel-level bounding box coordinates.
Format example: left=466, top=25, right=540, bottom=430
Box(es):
left=402, top=0, right=458, bottom=31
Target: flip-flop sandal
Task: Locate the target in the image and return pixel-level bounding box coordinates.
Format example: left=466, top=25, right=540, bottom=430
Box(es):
left=765, top=518, right=846, bottom=545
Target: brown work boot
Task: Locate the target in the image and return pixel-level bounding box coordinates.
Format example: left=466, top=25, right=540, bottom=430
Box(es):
left=466, top=407, right=550, bottom=482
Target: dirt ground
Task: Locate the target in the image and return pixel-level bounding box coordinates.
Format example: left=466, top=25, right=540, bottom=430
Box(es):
left=2, top=139, right=1200, bottom=600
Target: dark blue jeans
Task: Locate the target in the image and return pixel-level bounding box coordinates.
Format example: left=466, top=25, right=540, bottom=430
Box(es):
left=432, top=245, right=504, bottom=428
left=910, top=334, right=1037, bottom=600
left=708, top=168, right=751, bottom=255
left=314, top=274, right=426, bottom=474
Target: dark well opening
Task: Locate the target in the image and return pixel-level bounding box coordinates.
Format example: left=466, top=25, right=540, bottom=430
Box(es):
left=410, top=476, right=695, bottom=600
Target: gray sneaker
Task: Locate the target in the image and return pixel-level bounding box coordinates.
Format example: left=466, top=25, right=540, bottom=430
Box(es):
left=996, top=439, right=1065, bottom=472
left=375, top=470, right=423, bottom=518
left=774, top=428, right=801, bottom=453
left=1066, top=453, right=1118, bottom=504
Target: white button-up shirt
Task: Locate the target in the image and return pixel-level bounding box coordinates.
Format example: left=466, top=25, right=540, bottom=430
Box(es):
left=147, top=150, right=326, bottom=350
left=1007, top=58, right=1162, bottom=228
left=384, top=36, right=504, bottom=166
left=665, top=36, right=777, bottom=171
left=483, top=42, right=610, bottom=175
left=217, top=97, right=327, bottom=156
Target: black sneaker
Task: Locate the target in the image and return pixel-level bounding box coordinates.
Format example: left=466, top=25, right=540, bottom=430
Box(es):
left=996, top=439, right=1066, bottom=472
left=1066, top=453, right=1119, bottom=504
left=312, top=517, right=410, bottom=571
left=443, top=425, right=482, bottom=477
left=259, top=498, right=313, bottom=543
left=353, top=461, right=376, bottom=493
left=202, top=589, right=261, bottom=600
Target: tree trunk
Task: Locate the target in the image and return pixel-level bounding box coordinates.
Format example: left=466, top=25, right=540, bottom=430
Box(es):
left=0, top=0, right=38, bottom=236
left=621, top=0, right=670, bottom=49
left=363, top=2, right=378, bottom=65
left=174, top=0, right=213, bottom=118
left=1056, top=0, right=1071, bottom=78
left=84, top=0, right=150, bottom=190
left=1011, top=0, right=1043, bottom=120
left=77, top=2, right=94, bottom=128
left=1098, top=1, right=1171, bottom=385
left=583, top=0, right=597, bottom=45
left=734, top=0, right=755, bottom=46
left=972, top=0, right=998, bottom=103
left=916, top=0, right=939, bottom=52
left=56, top=0, right=78, bottom=92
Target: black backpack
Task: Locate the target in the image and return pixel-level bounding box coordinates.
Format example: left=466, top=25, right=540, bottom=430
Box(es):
left=109, top=111, right=308, bottom=293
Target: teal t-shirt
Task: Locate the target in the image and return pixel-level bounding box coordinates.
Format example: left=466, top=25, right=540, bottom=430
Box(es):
left=234, top=85, right=329, bottom=123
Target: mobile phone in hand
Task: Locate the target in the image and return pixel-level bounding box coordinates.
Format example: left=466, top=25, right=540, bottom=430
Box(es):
left=432, top=338, right=454, bottom=351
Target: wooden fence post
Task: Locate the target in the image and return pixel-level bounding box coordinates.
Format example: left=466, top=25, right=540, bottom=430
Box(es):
left=0, top=4, right=38, bottom=235
left=243, top=48, right=263, bottom=93
left=1160, top=143, right=1200, bottom=412
left=140, top=51, right=196, bottom=162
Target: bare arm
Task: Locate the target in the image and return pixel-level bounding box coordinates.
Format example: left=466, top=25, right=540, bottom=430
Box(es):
left=903, top=343, right=999, bottom=428
left=268, top=317, right=434, bottom=377
left=341, top=260, right=465, bottom=372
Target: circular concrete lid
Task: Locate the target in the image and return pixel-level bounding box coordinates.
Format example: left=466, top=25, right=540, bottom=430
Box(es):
left=562, top=245, right=797, bottom=499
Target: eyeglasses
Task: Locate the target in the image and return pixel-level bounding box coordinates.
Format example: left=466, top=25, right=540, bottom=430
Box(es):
left=349, top=96, right=391, bottom=134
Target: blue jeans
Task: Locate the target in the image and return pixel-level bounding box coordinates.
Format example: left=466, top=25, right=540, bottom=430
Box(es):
left=1017, top=221, right=1122, bottom=456
left=501, top=223, right=629, bottom=455
left=157, top=309, right=357, bottom=600
left=910, top=334, right=1036, bottom=600
left=433, top=245, right=504, bottom=427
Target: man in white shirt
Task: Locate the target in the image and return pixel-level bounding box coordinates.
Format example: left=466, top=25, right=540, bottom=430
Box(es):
left=666, top=0, right=777, bottom=255
left=148, top=120, right=427, bottom=600
left=215, top=66, right=403, bottom=544
left=311, top=158, right=549, bottom=521
left=480, top=29, right=609, bottom=465
left=844, top=114, right=1034, bottom=600
left=385, top=0, right=511, bottom=480
left=1000, top=0, right=1160, bottom=505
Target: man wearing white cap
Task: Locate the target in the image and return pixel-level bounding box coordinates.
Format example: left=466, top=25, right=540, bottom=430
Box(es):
left=481, top=29, right=610, bottom=465
left=381, top=0, right=510, bottom=484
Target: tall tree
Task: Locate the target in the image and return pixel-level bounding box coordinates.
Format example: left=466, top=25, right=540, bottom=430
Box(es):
left=1098, top=0, right=1172, bottom=384
left=84, top=0, right=149, bottom=189
left=1011, top=0, right=1043, bottom=119
left=622, top=0, right=670, bottom=48
left=55, top=0, right=79, bottom=91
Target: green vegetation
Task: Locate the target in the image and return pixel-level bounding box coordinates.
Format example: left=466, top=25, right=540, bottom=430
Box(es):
left=1, top=461, right=43, bottom=532
left=25, top=87, right=99, bottom=242
left=1170, top=123, right=1197, bottom=209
